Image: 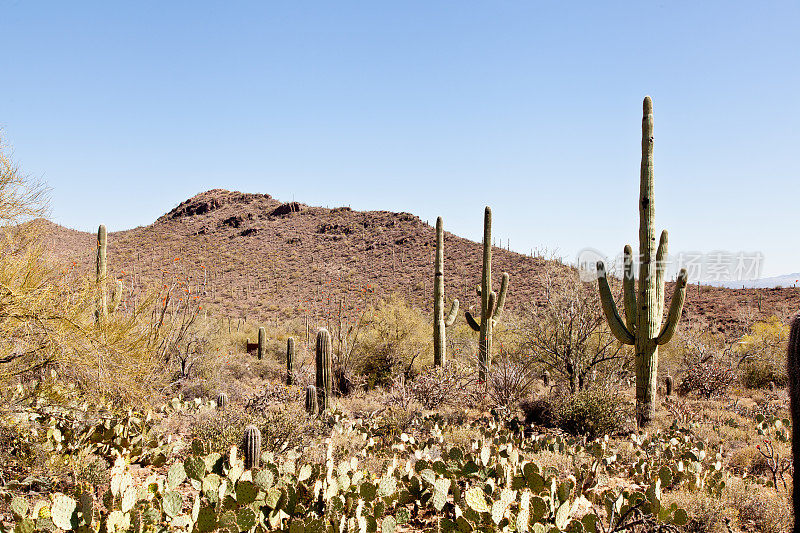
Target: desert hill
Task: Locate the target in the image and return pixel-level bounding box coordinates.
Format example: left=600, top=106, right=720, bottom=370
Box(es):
left=37, top=189, right=800, bottom=334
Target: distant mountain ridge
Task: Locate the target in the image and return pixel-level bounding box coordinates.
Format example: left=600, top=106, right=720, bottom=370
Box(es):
left=707, top=274, right=800, bottom=289
left=36, top=189, right=800, bottom=334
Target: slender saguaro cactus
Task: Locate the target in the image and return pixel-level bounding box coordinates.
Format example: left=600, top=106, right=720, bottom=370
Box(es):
left=305, top=385, right=318, bottom=415
left=316, top=328, right=333, bottom=411
left=95, top=225, right=108, bottom=321
left=465, top=207, right=510, bottom=381
left=257, top=327, right=266, bottom=360
left=433, top=217, right=459, bottom=366
left=242, top=425, right=261, bottom=469
left=216, top=392, right=229, bottom=410
left=665, top=375, right=673, bottom=397
left=787, top=316, right=800, bottom=532
left=286, top=337, right=295, bottom=385
left=596, top=97, right=688, bottom=426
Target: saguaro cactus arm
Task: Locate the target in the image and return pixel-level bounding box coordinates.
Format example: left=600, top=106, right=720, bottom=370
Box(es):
left=622, top=245, right=637, bottom=331
left=596, top=261, right=635, bottom=345
left=656, top=269, right=688, bottom=345
left=655, top=230, right=669, bottom=319
left=444, top=299, right=459, bottom=327
left=465, top=310, right=481, bottom=332
left=493, top=273, right=509, bottom=321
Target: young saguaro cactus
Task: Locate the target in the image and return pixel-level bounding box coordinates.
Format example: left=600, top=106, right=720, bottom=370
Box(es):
left=216, top=392, right=229, bottom=410
left=242, top=425, right=261, bottom=469
left=315, top=328, right=333, bottom=411
left=286, top=337, right=295, bottom=385
left=465, top=207, right=510, bottom=381
left=595, top=96, right=688, bottom=426
left=95, top=224, right=108, bottom=321
left=257, top=327, right=266, bottom=360
left=433, top=217, right=459, bottom=366
left=305, top=385, right=318, bottom=415
left=788, top=316, right=800, bottom=530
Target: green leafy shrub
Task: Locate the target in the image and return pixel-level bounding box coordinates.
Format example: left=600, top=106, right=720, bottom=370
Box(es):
left=552, top=388, right=628, bottom=438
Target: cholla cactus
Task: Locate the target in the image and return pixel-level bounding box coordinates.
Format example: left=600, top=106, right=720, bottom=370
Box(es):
left=305, top=385, right=318, bottom=415
left=242, top=425, right=261, bottom=469
left=316, top=328, right=333, bottom=411
left=788, top=316, right=800, bottom=528
left=465, top=207, right=510, bottom=381
left=433, top=217, right=459, bottom=366
left=286, top=337, right=295, bottom=385
left=257, top=327, right=266, bottom=360
left=216, top=392, right=229, bottom=410
left=595, top=97, right=688, bottom=426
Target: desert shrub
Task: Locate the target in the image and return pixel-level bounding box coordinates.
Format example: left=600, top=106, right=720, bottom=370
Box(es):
left=663, top=488, right=737, bottom=533
left=407, top=362, right=472, bottom=409
left=737, top=316, right=789, bottom=388
left=519, top=397, right=557, bottom=428
left=486, top=354, right=539, bottom=408
left=354, top=294, right=431, bottom=387
left=677, top=337, right=737, bottom=398
left=551, top=388, right=627, bottom=438
left=190, top=403, right=310, bottom=455
left=727, top=478, right=791, bottom=533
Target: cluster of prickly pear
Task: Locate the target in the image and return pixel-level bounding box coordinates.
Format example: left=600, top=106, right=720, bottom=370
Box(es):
left=316, top=328, right=333, bottom=411
left=286, top=336, right=295, bottom=385
left=433, top=216, right=459, bottom=366
left=465, top=207, right=510, bottom=381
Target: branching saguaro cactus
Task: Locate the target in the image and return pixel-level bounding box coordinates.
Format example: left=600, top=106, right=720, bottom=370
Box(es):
left=433, top=217, right=459, bottom=366
left=596, top=97, right=688, bottom=426
left=242, top=425, right=261, bottom=470
left=257, top=327, right=266, bottom=360
left=95, top=225, right=108, bottom=321
left=787, top=316, right=800, bottom=530
left=465, top=207, right=509, bottom=381
left=315, top=328, right=333, bottom=411
left=286, top=337, right=295, bottom=385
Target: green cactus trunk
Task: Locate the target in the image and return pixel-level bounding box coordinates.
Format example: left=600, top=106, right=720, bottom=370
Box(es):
left=665, top=375, right=673, bottom=397
left=788, top=317, right=800, bottom=530
left=242, top=425, right=261, bottom=470
left=305, top=385, right=318, bottom=415
left=465, top=207, right=509, bottom=381
left=315, top=328, right=332, bottom=411
left=95, top=225, right=107, bottom=322
left=216, top=392, right=229, bottom=410
left=596, top=97, right=688, bottom=427
left=433, top=217, right=459, bottom=367
left=257, top=327, right=266, bottom=360
left=286, top=337, right=295, bottom=385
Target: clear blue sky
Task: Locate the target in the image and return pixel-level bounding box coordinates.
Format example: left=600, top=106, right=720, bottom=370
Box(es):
left=1, top=1, right=797, bottom=277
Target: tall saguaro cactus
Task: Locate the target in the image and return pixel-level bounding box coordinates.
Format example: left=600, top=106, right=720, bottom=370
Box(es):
left=95, top=225, right=108, bottom=321
left=433, top=217, right=459, bottom=366
left=286, top=337, right=295, bottom=385
left=257, top=327, right=266, bottom=360
left=315, top=328, right=333, bottom=411
left=787, top=316, right=800, bottom=531
left=596, top=96, right=688, bottom=426
left=465, top=207, right=510, bottom=381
